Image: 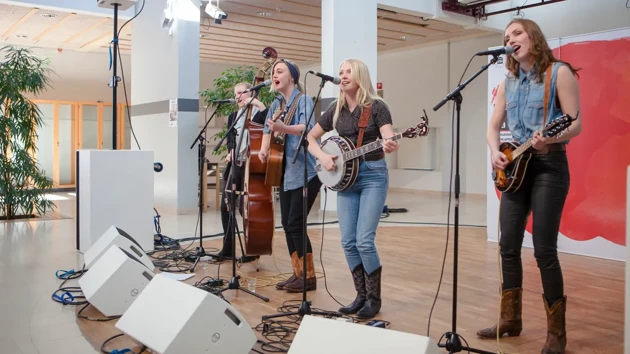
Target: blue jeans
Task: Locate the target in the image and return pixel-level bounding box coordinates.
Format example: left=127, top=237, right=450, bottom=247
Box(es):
left=337, top=159, right=388, bottom=275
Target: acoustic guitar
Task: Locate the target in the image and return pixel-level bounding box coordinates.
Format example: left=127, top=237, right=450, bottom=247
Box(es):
left=492, top=114, right=576, bottom=193
left=264, top=108, right=286, bottom=186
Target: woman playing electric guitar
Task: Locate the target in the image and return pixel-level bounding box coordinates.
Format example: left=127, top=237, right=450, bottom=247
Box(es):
left=478, top=19, right=581, bottom=354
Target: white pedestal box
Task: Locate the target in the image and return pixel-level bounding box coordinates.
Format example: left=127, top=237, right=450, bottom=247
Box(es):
left=289, top=315, right=440, bottom=354
left=76, top=150, right=154, bottom=254
left=115, top=274, right=256, bottom=354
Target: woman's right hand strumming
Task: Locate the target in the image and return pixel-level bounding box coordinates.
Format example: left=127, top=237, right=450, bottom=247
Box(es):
left=491, top=150, right=509, bottom=170
left=318, top=153, right=337, bottom=171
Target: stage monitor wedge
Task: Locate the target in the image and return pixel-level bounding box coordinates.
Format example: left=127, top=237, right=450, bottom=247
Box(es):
left=116, top=273, right=256, bottom=354
left=83, top=225, right=154, bottom=271
left=288, top=315, right=441, bottom=354
left=79, top=245, right=154, bottom=317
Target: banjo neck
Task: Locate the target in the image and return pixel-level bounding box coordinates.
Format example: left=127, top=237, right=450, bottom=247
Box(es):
left=342, top=133, right=405, bottom=161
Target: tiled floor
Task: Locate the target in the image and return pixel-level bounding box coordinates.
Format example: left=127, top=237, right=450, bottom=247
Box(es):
left=0, top=190, right=485, bottom=354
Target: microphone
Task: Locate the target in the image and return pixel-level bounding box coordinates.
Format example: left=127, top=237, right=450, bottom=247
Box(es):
left=308, top=70, right=340, bottom=85
left=476, top=45, right=514, bottom=56
left=154, top=162, right=163, bottom=173
left=212, top=98, right=235, bottom=104
left=243, top=79, right=272, bottom=93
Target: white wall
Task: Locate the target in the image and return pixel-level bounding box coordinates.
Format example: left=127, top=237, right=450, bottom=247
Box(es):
left=20, top=47, right=132, bottom=103
left=500, top=0, right=630, bottom=40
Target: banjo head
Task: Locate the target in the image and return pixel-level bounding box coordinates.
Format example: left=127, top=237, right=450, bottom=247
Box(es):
left=317, top=136, right=357, bottom=191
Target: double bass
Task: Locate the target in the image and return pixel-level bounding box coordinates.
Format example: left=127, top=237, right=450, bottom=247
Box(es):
left=241, top=47, right=278, bottom=256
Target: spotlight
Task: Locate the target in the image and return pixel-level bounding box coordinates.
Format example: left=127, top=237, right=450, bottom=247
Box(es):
left=205, top=3, right=227, bottom=24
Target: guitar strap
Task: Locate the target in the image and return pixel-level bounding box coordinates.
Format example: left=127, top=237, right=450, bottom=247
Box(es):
left=356, top=104, right=373, bottom=148
left=282, top=93, right=304, bottom=126
left=542, top=65, right=552, bottom=125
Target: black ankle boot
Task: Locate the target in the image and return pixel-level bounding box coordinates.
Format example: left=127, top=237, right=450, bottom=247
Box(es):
left=357, top=266, right=382, bottom=319
left=339, top=264, right=366, bottom=315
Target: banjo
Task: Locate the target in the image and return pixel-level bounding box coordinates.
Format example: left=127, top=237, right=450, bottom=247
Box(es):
left=316, top=114, right=429, bottom=192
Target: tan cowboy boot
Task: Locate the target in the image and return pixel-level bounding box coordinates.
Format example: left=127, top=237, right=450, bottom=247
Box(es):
left=477, top=287, right=523, bottom=338
left=285, top=253, right=317, bottom=293
left=541, top=295, right=567, bottom=354
left=276, top=251, right=300, bottom=290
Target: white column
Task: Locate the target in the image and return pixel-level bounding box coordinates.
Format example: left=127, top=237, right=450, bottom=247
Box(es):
left=319, top=0, right=378, bottom=211
left=131, top=0, right=200, bottom=214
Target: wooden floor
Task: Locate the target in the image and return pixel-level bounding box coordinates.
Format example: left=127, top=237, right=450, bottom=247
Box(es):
left=76, top=226, right=624, bottom=354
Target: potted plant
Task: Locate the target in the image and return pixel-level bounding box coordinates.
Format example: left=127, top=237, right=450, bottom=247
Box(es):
left=0, top=45, right=55, bottom=220
left=199, top=65, right=276, bottom=158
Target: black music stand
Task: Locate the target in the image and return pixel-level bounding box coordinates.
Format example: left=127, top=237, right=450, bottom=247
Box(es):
left=431, top=55, right=499, bottom=354
left=214, top=92, right=269, bottom=303
left=262, top=75, right=340, bottom=320
left=188, top=101, right=226, bottom=272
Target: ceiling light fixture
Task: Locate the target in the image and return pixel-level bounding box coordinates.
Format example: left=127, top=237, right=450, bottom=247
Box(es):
left=256, top=11, right=272, bottom=17
left=40, top=13, right=57, bottom=18
left=205, top=1, right=227, bottom=24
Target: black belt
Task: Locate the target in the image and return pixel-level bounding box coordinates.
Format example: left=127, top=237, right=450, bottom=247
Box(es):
left=532, top=143, right=566, bottom=155
left=363, top=152, right=385, bottom=161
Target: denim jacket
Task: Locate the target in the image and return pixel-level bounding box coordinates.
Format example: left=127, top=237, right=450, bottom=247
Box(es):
left=504, top=62, right=567, bottom=144
left=264, top=87, right=318, bottom=191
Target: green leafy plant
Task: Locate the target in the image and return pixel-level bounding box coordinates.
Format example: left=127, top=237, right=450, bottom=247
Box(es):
left=0, top=45, right=55, bottom=220
left=199, top=65, right=276, bottom=156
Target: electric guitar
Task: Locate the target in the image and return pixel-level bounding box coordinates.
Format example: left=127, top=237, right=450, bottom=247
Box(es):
left=492, top=114, right=576, bottom=193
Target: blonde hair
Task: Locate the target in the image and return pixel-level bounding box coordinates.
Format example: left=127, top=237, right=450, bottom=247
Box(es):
left=234, top=82, right=252, bottom=90
left=332, top=58, right=385, bottom=126
left=270, top=59, right=304, bottom=93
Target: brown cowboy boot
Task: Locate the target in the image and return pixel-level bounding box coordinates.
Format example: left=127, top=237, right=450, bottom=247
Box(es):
left=339, top=264, right=366, bottom=315
left=477, top=287, right=523, bottom=338
left=285, top=253, right=317, bottom=293
left=541, top=295, right=567, bottom=354
left=276, top=251, right=299, bottom=290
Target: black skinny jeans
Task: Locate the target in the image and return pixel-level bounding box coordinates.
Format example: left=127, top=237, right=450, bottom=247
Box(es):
left=279, top=175, right=322, bottom=259
left=499, top=151, right=570, bottom=305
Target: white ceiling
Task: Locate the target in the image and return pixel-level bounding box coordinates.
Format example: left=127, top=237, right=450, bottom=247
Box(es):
left=0, top=0, right=497, bottom=66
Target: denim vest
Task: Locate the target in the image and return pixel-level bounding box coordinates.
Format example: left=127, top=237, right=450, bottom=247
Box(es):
left=264, top=88, right=318, bottom=192
left=504, top=62, right=567, bottom=144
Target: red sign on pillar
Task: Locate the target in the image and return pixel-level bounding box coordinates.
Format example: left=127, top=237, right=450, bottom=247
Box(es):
left=377, top=82, right=382, bottom=90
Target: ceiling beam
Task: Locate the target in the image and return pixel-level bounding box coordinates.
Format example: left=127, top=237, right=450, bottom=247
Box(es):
left=2, top=7, right=38, bottom=41
left=0, top=0, right=135, bottom=18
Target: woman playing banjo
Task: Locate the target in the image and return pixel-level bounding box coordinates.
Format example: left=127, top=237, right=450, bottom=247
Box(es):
left=306, top=58, right=399, bottom=319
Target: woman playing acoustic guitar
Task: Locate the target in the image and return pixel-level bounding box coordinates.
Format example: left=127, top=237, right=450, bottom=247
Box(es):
left=479, top=19, right=581, bottom=354
left=258, top=59, right=322, bottom=293
left=306, top=58, right=399, bottom=319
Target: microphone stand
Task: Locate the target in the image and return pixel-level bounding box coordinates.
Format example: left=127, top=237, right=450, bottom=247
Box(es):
left=188, top=101, right=225, bottom=272
left=431, top=55, right=499, bottom=354
left=262, top=76, right=340, bottom=320
left=214, top=90, right=269, bottom=303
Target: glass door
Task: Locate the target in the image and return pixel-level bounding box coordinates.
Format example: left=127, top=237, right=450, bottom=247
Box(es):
left=57, top=103, right=75, bottom=186
left=79, top=104, right=99, bottom=150
left=102, top=104, right=113, bottom=149
left=35, top=103, right=54, bottom=182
